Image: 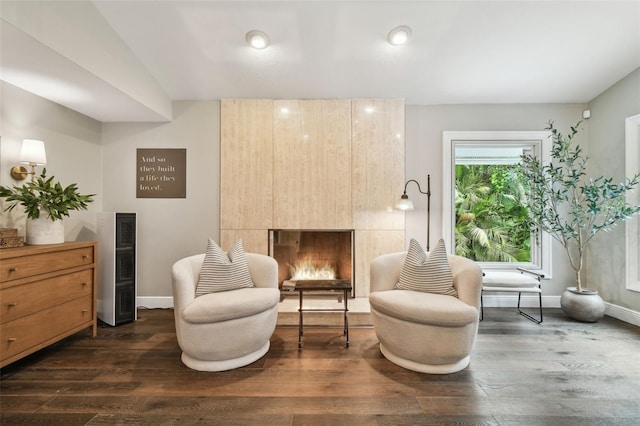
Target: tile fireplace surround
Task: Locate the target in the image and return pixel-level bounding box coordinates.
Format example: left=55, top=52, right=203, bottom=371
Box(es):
left=276, top=296, right=372, bottom=327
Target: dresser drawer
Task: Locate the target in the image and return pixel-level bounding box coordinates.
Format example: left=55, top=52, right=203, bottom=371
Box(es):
left=1, top=246, right=94, bottom=282
left=0, top=269, right=94, bottom=324
left=1, top=295, right=93, bottom=362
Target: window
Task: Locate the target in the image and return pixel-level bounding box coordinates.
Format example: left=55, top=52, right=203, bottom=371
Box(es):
left=443, top=131, right=552, bottom=275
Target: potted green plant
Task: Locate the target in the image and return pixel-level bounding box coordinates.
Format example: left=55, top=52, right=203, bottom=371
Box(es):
left=0, top=169, right=94, bottom=245
left=521, top=121, right=640, bottom=322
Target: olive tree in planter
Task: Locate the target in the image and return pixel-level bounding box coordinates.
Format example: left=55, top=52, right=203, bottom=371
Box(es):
left=0, top=169, right=94, bottom=244
left=521, top=121, right=640, bottom=322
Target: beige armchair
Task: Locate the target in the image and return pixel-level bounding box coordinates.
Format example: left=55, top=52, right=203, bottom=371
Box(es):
left=171, top=252, right=280, bottom=371
left=369, top=251, right=482, bottom=374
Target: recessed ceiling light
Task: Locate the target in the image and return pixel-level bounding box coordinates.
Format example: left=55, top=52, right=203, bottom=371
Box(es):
left=246, top=30, right=270, bottom=49
left=387, top=25, right=411, bottom=46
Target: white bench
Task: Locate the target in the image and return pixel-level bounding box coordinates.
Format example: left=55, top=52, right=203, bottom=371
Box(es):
left=481, top=267, right=544, bottom=323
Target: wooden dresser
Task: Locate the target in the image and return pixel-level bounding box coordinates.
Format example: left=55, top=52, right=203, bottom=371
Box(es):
left=0, top=241, right=97, bottom=367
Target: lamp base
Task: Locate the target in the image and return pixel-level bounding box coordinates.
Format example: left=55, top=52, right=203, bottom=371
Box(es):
left=10, top=166, right=28, bottom=180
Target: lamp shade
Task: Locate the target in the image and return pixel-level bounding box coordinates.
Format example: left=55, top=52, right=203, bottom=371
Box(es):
left=395, top=195, right=414, bottom=211
left=20, top=139, right=47, bottom=165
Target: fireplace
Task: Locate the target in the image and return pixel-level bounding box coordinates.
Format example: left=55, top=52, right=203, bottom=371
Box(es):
left=268, top=229, right=355, bottom=297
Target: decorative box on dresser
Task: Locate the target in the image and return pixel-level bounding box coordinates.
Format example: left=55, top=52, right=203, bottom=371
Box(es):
left=0, top=241, right=97, bottom=368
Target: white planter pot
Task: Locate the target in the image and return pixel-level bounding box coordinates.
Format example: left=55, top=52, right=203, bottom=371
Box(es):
left=26, top=216, right=64, bottom=245
left=560, top=287, right=605, bottom=323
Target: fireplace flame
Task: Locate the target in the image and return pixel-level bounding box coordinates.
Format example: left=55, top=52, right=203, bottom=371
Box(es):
left=289, top=259, right=335, bottom=280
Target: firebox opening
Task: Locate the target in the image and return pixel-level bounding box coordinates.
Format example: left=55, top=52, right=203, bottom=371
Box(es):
left=268, top=229, right=354, bottom=297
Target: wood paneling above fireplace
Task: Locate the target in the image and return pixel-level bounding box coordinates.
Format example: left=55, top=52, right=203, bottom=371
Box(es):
left=273, top=100, right=352, bottom=229
left=352, top=99, right=406, bottom=230
left=220, top=99, right=273, bottom=230
left=220, top=99, right=406, bottom=296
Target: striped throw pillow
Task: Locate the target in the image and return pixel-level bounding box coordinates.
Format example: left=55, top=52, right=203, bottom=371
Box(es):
left=195, top=238, right=254, bottom=296
left=396, top=238, right=457, bottom=297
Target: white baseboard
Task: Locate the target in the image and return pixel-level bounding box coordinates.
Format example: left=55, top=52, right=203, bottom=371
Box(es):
left=482, top=294, right=560, bottom=308
left=140, top=295, right=560, bottom=310
left=137, top=296, right=173, bottom=309
left=136, top=295, right=639, bottom=327
left=605, top=302, right=640, bottom=327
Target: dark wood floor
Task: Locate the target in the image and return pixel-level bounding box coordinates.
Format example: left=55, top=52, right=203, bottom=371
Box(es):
left=1, top=307, right=639, bottom=425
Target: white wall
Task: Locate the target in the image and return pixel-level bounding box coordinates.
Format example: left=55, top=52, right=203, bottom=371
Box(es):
left=101, top=101, right=220, bottom=305
left=1, top=87, right=588, bottom=304
left=6, top=74, right=639, bottom=320
left=587, top=67, right=640, bottom=314
left=1, top=0, right=171, bottom=122
left=102, top=100, right=586, bottom=303
left=0, top=82, right=102, bottom=241
left=404, top=103, right=587, bottom=298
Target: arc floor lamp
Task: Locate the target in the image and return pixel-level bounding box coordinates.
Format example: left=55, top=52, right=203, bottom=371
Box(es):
left=395, top=174, right=431, bottom=251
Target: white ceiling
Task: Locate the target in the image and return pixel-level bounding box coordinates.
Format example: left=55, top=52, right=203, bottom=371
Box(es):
left=3, top=1, right=640, bottom=122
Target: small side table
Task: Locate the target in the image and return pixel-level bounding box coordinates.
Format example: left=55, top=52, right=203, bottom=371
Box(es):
left=294, top=280, right=352, bottom=349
